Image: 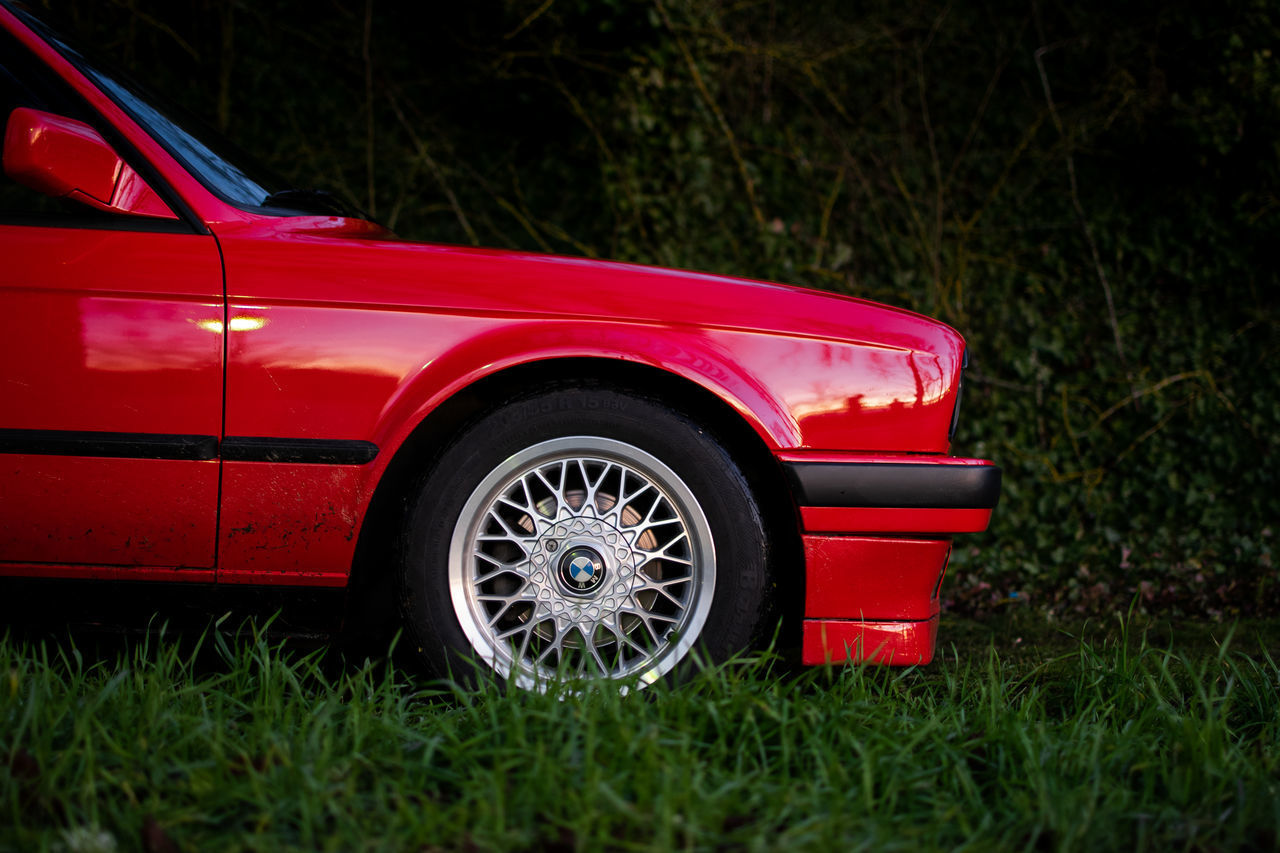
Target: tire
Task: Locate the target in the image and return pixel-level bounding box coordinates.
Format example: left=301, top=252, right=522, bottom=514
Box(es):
left=399, top=385, right=769, bottom=689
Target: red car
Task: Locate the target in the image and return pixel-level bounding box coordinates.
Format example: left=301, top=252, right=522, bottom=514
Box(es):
left=0, top=3, right=999, bottom=687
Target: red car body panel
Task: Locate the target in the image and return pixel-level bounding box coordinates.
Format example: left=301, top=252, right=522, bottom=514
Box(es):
left=0, top=456, right=219, bottom=567
left=802, top=617, right=940, bottom=666
left=215, top=219, right=964, bottom=453
left=802, top=537, right=951, bottom=622
left=218, top=461, right=366, bottom=584
left=0, top=223, right=223, bottom=568
left=0, top=4, right=999, bottom=666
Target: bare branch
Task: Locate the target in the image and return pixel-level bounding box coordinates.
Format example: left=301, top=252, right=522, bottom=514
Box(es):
left=363, top=0, right=376, bottom=218
left=652, top=0, right=766, bottom=228
left=1033, top=40, right=1136, bottom=403
left=504, top=0, right=557, bottom=40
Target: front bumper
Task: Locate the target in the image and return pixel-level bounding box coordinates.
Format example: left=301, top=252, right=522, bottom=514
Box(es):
left=780, top=453, right=1001, bottom=665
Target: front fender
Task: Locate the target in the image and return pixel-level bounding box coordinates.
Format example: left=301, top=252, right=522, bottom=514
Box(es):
left=373, top=319, right=804, bottom=460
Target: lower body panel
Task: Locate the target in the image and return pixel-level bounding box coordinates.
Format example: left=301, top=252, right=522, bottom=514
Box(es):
left=799, top=535, right=948, bottom=665
left=802, top=616, right=939, bottom=665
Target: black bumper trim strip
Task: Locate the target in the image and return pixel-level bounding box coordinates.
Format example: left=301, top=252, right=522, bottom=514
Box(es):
left=0, top=429, right=218, bottom=460
left=221, top=437, right=379, bottom=465
left=784, top=462, right=1002, bottom=509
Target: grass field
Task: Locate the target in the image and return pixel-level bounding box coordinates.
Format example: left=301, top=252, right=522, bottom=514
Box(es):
left=2, top=613, right=1278, bottom=852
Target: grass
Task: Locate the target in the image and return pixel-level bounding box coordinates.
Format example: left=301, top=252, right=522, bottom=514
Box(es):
left=2, top=614, right=1278, bottom=851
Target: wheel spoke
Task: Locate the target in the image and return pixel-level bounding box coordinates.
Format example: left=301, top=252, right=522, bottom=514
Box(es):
left=476, top=584, right=528, bottom=606
left=641, top=611, right=676, bottom=640
left=518, top=476, right=537, bottom=514
left=641, top=531, right=689, bottom=561
left=533, top=463, right=571, bottom=518
left=587, top=645, right=609, bottom=676
left=638, top=574, right=693, bottom=591
left=578, top=459, right=611, bottom=508
left=514, top=621, right=537, bottom=664
left=632, top=605, right=679, bottom=625
left=606, top=612, right=651, bottom=656
left=474, top=555, right=531, bottom=585
left=617, top=599, right=676, bottom=640
left=484, top=600, right=517, bottom=628
left=634, top=574, right=690, bottom=608
left=483, top=506, right=535, bottom=543
left=494, top=621, right=531, bottom=642
left=536, top=625, right=568, bottom=665
left=495, top=495, right=543, bottom=535
left=637, top=494, right=664, bottom=529
left=496, top=494, right=532, bottom=515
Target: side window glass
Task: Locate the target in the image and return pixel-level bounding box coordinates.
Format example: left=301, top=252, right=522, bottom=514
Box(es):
left=0, top=54, right=84, bottom=218
left=0, top=32, right=171, bottom=225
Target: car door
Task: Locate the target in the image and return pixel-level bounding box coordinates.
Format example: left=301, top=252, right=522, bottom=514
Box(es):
left=0, top=28, right=223, bottom=572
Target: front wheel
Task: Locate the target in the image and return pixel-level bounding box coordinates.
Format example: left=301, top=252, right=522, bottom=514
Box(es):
left=399, top=387, right=769, bottom=689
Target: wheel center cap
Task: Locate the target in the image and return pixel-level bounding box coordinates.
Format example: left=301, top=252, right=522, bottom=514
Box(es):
left=558, top=546, right=606, bottom=595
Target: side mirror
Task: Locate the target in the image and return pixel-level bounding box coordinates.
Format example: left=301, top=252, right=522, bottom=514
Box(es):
left=3, top=107, right=175, bottom=219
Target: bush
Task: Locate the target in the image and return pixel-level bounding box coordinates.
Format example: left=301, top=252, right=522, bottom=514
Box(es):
left=42, top=0, right=1280, bottom=617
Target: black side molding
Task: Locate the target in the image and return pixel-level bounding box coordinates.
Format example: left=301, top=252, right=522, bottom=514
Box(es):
left=221, top=437, right=379, bottom=465
left=784, top=462, right=1002, bottom=509
left=0, top=430, right=378, bottom=465
left=0, top=429, right=218, bottom=460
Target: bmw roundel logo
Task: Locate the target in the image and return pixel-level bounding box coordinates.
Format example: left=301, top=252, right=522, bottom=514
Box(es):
left=569, top=555, right=596, bottom=582
left=558, top=546, right=606, bottom=594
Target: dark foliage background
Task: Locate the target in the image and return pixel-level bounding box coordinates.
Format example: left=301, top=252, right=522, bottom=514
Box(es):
left=32, top=0, right=1280, bottom=620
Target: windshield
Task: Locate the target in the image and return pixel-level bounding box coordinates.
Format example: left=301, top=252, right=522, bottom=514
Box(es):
left=85, top=70, right=283, bottom=209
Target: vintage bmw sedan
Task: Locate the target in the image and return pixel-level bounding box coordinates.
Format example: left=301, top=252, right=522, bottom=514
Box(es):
left=0, top=2, right=999, bottom=687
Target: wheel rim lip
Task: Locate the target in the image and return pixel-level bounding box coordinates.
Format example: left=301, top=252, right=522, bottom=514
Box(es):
left=447, top=435, right=717, bottom=690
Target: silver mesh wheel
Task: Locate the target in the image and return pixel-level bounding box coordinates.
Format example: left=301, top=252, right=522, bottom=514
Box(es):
left=448, top=436, right=716, bottom=689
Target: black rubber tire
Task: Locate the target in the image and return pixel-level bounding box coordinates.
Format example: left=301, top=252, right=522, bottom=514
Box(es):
left=398, top=385, right=770, bottom=688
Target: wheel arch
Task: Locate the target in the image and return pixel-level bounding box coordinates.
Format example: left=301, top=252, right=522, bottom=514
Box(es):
left=344, top=357, right=805, bottom=649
